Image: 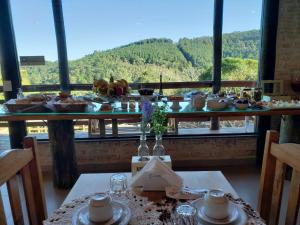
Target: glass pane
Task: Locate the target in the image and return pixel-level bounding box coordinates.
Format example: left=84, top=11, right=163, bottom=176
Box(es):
left=62, top=0, right=214, bottom=85
left=220, top=0, right=262, bottom=133
left=222, top=0, right=262, bottom=81
left=10, top=0, right=59, bottom=85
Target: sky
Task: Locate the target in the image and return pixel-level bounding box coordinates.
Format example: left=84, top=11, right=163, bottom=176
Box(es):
left=10, top=0, right=262, bottom=61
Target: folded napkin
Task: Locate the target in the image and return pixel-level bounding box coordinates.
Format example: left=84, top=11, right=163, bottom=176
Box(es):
left=130, top=157, right=183, bottom=191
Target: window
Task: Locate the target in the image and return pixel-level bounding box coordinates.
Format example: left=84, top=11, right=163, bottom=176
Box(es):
left=218, top=0, right=262, bottom=132
left=62, top=0, right=214, bottom=86
left=222, top=0, right=262, bottom=82
left=10, top=0, right=59, bottom=85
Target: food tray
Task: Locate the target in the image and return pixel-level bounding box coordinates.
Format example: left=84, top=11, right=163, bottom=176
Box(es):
left=53, top=103, right=88, bottom=112
left=4, top=99, right=51, bottom=113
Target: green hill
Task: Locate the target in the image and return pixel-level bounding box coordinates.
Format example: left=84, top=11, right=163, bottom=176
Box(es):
left=22, top=30, right=260, bottom=86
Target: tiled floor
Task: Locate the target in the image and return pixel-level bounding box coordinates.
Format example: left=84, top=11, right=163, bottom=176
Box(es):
left=1, top=165, right=299, bottom=225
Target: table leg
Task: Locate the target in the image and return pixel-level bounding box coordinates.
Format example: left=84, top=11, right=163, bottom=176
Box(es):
left=112, top=119, right=118, bottom=136
left=210, top=117, right=220, bottom=130
left=47, top=120, right=78, bottom=188
left=99, top=119, right=106, bottom=137
left=8, top=121, right=27, bottom=148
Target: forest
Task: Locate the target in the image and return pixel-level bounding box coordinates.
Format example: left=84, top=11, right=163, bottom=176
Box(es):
left=2, top=30, right=260, bottom=86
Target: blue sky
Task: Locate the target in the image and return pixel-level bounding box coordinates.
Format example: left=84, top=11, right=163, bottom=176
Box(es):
left=11, top=0, right=262, bottom=61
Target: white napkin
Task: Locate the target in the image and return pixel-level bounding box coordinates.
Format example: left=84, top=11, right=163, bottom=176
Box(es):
left=130, top=157, right=183, bottom=191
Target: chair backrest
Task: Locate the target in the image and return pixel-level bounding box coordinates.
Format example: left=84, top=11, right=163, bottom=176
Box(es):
left=0, top=136, right=47, bottom=225
left=258, top=130, right=300, bottom=225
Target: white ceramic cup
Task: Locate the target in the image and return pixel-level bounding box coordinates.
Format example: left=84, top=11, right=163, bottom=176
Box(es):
left=88, top=194, right=113, bottom=222
left=203, top=189, right=230, bottom=220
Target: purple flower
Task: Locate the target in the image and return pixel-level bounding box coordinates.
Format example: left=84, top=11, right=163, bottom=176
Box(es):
left=141, top=99, right=153, bottom=122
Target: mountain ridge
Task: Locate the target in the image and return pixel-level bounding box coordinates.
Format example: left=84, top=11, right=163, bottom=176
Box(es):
left=22, top=29, right=260, bottom=86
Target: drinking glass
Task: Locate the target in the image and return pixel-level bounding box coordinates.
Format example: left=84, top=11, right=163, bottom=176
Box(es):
left=109, top=173, right=128, bottom=197
left=174, top=204, right=197, bottom=225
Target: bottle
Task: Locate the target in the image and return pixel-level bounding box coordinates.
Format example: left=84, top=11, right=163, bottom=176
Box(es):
left=153, top=134, right=165, bottom=156
left=138, top=135, right=150, bottom=160
left=159, top=73, right=163, bottom=96
left=17, top=88, right=24, bottom=99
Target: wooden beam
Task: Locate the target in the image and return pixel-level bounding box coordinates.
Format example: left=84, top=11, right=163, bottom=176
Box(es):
left=0, top=0, right=22, bottom=100
left=213, top=0, right=223, bottom=94
left=211, top=0, right=223, bottom=130
left=256, top=0, right=279, bottom=165
left=0, top=0, right=27, bottom=149
left=48, top=120, right=78, bottom=188
left=52, top=0, right=70, bottom=91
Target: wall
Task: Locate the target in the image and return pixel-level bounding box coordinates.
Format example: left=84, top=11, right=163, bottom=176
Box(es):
left=37, top=136, right=257, bottom=172
left=275, top=0, right=300, bottom=94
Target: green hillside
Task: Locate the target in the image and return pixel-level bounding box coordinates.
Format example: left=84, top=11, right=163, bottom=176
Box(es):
left=22, top=30, right=260, bottom=86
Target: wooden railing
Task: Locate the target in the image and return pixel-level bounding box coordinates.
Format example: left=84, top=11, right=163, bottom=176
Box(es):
left=0, top=80, right=257, bottom=92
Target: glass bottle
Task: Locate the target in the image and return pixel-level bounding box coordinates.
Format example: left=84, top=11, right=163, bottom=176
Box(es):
left=17, top=88, right=24, bottom=99
left=138, top=135, right=150, bottom=161
left=153, top=134, right=165, bottom=156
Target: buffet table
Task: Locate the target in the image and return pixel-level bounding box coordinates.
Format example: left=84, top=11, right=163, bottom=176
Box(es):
left=1, top=102, right=300, bottom=121
left=1, top=102, right=300, bottom=188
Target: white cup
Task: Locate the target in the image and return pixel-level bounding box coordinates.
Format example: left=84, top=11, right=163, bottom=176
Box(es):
left=203, top=190, right=230, bottom=220
left=88, top=194, right=113, bottom=222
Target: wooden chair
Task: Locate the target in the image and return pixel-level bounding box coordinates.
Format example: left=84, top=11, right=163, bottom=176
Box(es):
left=0, top=136, right=47, bottom=225
left=258, top=130, right=300, bottom=225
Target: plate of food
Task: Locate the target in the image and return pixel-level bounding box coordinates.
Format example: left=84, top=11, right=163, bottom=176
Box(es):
left=4, top=94, right=52, bottom=112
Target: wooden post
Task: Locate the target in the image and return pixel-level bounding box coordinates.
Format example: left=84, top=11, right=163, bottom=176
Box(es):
left=99, top=119, right=106, bottom=137
left=112, top=119, right=118, bottom=136
left=256, top=0, right=279, bottom=164
left=0, top=0, right=27, bottom=148
left=48, top=120, right=78, bottom=188
left=211, top=0, right=223, bottom=130
left=52, top=0, right=70, bottom=91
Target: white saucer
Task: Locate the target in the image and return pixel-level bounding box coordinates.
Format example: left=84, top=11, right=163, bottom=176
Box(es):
left=166, top=186, right=208, bottom=200
left=72, top=201, right=131, bottom=225
left=192, top=199, right=247, bottom=225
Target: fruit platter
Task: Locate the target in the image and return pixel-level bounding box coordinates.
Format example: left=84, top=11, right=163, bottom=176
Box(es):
left=92, top=76, right=129, bottom=102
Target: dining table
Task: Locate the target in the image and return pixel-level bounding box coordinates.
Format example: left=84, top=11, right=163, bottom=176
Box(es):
left=44, top=171, right=266, bottom=225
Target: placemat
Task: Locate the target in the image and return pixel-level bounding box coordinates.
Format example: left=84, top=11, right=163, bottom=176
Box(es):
left=44, top=192, right=265, bottom=225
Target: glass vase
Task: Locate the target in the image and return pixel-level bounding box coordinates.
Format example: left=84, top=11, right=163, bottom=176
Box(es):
left=138, top=135, right=150, bottom=161
left=153, top=134, right=165, bottom=156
